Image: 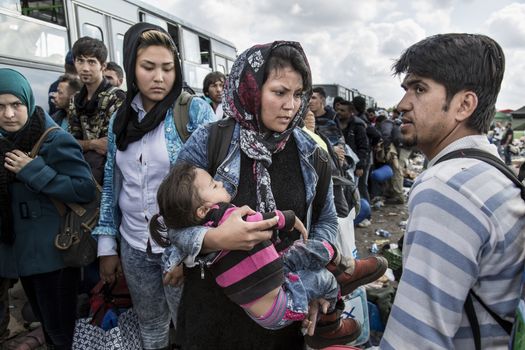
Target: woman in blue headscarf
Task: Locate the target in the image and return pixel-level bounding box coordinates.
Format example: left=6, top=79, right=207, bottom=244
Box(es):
left=0, top=68, right=95, bottom=349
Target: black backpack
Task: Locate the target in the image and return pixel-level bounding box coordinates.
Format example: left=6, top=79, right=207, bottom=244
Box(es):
left=206, top=118, right=331, bottom=224
left=435, top=148, right=525, bottom=350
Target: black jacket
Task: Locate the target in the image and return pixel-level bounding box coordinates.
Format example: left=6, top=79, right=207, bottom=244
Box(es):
left=342, top=116, right=370, bottom=170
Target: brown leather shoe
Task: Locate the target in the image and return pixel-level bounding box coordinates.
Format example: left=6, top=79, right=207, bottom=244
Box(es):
left=327, top=255, right=388, bottom=295
left=305, top=300, right=362, bottom=349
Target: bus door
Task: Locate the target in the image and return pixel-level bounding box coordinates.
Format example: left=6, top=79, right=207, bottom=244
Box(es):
left=108, top=18, right=131, bottom=67
left=75, top=5, right=108, bottom=44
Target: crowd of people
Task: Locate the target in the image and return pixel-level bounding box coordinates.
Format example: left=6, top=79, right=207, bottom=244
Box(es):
left=0, top=23, right=524, bottom=350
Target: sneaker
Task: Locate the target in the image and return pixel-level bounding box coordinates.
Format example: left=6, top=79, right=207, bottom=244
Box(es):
left=327, top=255, right=388, bottom=296
left=305, top=300, right=361, bottom=349
left=357, top=218, right=371, bottom=228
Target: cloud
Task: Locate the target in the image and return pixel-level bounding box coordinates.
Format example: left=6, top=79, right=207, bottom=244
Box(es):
left=485, top=3, right=525, bottom=48
left=149, top=0, right=523, bottom=109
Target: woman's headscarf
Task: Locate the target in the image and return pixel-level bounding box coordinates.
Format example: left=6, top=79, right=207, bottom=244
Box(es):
left=113, top=22, right=183, bottom=151
left=223, top=41, right=312, bottom=212
left=0, top=68, right=46, bottom=244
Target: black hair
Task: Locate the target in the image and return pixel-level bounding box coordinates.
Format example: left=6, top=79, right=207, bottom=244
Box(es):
left=203, top=71, right=226, bottom=96
left=393, top=33, right=505, bottom=133
left=57, top=74, right=82, bottom=94
left=312, top=87, right=326, bottom=99
left=333, top=96, right=344, bottom=108
left=264, top=45, right=312, bottom=94
left=149, top=163, right=203, bottom=247
left=338, top=99, right=356, bottom=112
left=105, top=61, right=124, bottom=80
left=352, top=96, right=366, bottom=113
left=71, top=36, right=108, bottom=64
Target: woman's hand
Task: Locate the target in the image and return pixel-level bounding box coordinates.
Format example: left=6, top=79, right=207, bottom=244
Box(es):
left=302, top=298, right=330, bottom=336
left=163, top=265, right=184, bottom=287
left=202, top=205, right=276, bottom=252
left=4, top=150, right=33, bottom=173
left=293, top=216, right=308, bottom=242
left=99, top=255, right=122, bottom=284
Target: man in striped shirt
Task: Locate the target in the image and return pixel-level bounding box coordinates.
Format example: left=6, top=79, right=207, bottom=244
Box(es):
left=380, top=33, right=525, bottom=349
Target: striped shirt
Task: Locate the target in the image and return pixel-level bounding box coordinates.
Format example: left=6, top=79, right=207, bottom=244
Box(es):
left=381, top=136, right=525, bottom=350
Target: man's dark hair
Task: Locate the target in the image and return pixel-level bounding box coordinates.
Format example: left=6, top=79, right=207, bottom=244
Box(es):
left=72, top=36, right=108, bottom=64
left=333, top=96, right=344, bottom=108
left=393, top=33, right=505, bottom=133
left=338, top=100, right=356, bottom=112
left=312, top=87, right=326, bottom=99
left=106, top=61, right=124, bottom=80
left=352, top=96, right=366, bottom=113
left=203, top=71, right=225, bottom=96
left=58, top=74, right=82, bottom=93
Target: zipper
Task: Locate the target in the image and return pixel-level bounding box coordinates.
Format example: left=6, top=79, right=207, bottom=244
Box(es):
left=198, top=259, right=214, bottom=279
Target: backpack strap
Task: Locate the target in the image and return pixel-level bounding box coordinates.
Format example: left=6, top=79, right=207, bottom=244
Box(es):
left=435, top=148, right=518, bottom=349
left=207, top=118, right=236, bottom=177
left=435, top=148, right=525, bottom=200
left=173, top=91, right=194, bottom=143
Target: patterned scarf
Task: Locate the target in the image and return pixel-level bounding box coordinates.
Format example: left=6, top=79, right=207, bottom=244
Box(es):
left=223, top=41, right=311, bottom=212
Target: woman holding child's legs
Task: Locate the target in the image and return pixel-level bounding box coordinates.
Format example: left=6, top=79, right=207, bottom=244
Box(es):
left=174, top=41, right=386, bottom=350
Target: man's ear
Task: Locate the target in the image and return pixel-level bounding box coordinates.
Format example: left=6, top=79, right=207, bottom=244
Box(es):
left=455, top=90, right=478, bottom=122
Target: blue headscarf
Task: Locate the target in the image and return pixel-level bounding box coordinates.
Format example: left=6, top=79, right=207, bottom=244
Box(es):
left=0, top=68, right=35, bottom=116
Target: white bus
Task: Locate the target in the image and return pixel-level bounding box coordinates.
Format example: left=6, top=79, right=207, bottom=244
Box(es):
left=0, top=0, right=237, bottom=108
left=314, top=83, right=377, bottom=110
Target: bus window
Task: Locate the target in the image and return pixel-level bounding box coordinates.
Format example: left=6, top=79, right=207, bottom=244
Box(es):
left=21, top=0, right=66, bottom=26
left=182, top=29, right=201, bottom=64
left=199, top=36, right=210, bottom=67
left=82, top=23, right=103, bottom=41
left=214, top=55, right=226, bottom=74
left=114, top=33, right=124, bottom=65
left=167, top=23, right=180, bottom=54
left=0, top=0, right=18, bottom=11
left=0, top=12, right=67, bottom=65
left=227, top=59, right=234, bottom=73
left=139, top=11, right=167, bottom=30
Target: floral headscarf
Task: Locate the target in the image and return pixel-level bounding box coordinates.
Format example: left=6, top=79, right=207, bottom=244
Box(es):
left=223, top=41, right=312, bottom=212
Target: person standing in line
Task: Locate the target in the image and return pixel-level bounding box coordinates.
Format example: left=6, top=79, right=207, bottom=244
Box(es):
left=501, top=121, right=514, bottom=165
left=92, top=23, right=216, bottom=350
left=68, top=36, right=125, bottom=184
left=0, top=68, right=95, bottom=349
left=51, top=74, right=82, bottom=130
left=48, top=51, right=77, bottom=115
left=381, top=33, right=525, bottom=349
left=104, top=61, right=125, bottom=88
left=202, top=71, right=226, bottom=119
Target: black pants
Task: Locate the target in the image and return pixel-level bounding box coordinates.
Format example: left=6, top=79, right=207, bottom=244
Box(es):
left=0, top=278, right=13, bottom=337
left=20, top=267, right=79, bottom=349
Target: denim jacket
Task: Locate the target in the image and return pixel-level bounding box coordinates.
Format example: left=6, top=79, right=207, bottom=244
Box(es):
left=92, top=98, right=215, bottom=238
left=163, top=121, right=338, bottom=272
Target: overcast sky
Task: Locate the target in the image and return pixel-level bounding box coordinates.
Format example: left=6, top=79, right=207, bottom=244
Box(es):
left=149, top=0, right=525, bottom=110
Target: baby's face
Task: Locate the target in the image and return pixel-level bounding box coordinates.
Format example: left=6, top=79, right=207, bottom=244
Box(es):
left=194, top=168, right=231, bottom=206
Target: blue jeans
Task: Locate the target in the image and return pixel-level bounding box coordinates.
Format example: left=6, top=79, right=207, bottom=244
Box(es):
left=282, top=240, right=338, bottom=314
left=20, top=268, right=79, bottom=349
left=120, top=239, right=182, bottom=350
